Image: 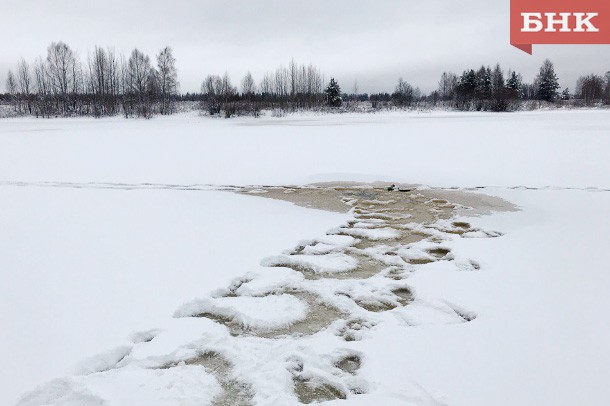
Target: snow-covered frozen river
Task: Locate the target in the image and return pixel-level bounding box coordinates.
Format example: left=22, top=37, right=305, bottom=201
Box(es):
left=0, top=110, right=609, bottom=189
left=1, top=111, right=609, bottom=405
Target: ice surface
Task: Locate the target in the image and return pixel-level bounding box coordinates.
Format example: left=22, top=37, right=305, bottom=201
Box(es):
left=0, top=110, right=609, bottom=188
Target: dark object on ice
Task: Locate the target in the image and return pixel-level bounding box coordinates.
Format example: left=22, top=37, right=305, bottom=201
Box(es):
left=387, top=184, right=413, bottom=193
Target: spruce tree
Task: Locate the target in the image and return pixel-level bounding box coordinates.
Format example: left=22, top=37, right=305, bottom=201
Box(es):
left=604, top=72, right=610, bottom=104
left=325, top=78, right=342, bottom=107
left=458, top=70, right=477, bottom=98
left=536, top=59, right=560, bottom=102
left=476, top=66, right=492, bottom=99
left=506, top=70, right=523, bottom=97
left=491, top=64, right=505, bottom=96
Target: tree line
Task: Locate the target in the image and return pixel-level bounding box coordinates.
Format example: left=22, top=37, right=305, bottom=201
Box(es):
left=4, top=45, right=610, bottom=118
left=4, top=42, right=178, bottom=118
left=197, top=59, right=609, bottom=116
left=200, top=59, right=329, bottom=117
left=432, top=60, right=610, bottom=111
left=372, top=60, right=610, bottom=112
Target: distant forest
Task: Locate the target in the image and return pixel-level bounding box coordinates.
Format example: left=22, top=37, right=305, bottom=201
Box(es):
left=2, top=42, right=610, bottom=118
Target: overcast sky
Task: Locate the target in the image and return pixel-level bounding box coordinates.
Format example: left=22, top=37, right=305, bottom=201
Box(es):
left=2, top=0, right=609, bottom=94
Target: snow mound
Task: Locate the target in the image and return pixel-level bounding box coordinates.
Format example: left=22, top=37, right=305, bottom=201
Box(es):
left=174, top=294, right=309, bottom=331
left=302, top=243, right=340, bottom=255
left=74, top=346, right=133, bottom=375
left=316, top=234, right=358, bottom=246
left=18, top=365, right=222, bottom=406
left=233, top=267, right=304, bottom=296
left=331, top=227, right=401, bottom=241
left=261, top=253, right=359, bottom=274
left=394, top=302, right=467, bottom=326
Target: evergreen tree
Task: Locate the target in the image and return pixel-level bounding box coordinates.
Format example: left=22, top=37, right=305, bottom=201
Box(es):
left=475, top=66, right=492, bottom=99
left=325, top=78, right=342, bottom=107
left=453, top=70, right=478, bottom=110
left=491, top=64, right=505, bottom=96
left=604, top=72, right=610, bottom=103
left=490, top=64, right=510, bottom=111
left=561, top=88, right=571, bottom=101
left=506, top=70, right=523, bottom=98
left=536, top=59, right=560, bottom=102
left=458, top=70, right=477, bottom=97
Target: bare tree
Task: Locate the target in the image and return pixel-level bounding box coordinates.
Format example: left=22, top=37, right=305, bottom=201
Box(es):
left=274, top=66, right=289, bottom=99
left=577, top=74, right=605, bottom=105
left=32, top=57, right=53, bottom=117
left=156, top=46, right=178, bottom=114
left=220, top=72, right=237, bottom=116
left=260, top=73, right=274, bottom=95
left=5, top=70, right=17, bottom=111
left=87, top=46, right=110, bottom=115
left=125, top=48, right=155, bottom=117
left=71, top=57, right=84, bottom=97
left=16, top=59, right=33, bottom=113
left=106, top=49, right=120, bottom=97
left=393, top=77, right=416, bottom=107
left=16, top=59, right=32, bottom=95
left=289, top=58, right=298, bottom=97
left=33, top=58, right=48, bottom=95
left=241, top=72, right=256, bottom=96
left=85, top=46, right=121, bottom=116
left=88, top=47, right=107, bottom=95
left=201, top=74, right=223, bottom=115
left=438, top=72, right=457, bottom=101
left=125, top=49, right=151, bottom=96
left=46, top=41, right=77, bottom=112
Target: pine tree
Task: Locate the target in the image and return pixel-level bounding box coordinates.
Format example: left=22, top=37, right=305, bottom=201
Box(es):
left=561, top=88, right=571, bottom=101
left=325, top=78, right=342, bottom=107
left=536, top=59, right=560, bottom=102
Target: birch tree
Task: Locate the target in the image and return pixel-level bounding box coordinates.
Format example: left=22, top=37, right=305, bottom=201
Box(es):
left=156, top=46, right=178, bottom=114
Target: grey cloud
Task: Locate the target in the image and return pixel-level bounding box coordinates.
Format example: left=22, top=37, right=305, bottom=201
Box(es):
left=1, top=0, right=609, bottom=93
